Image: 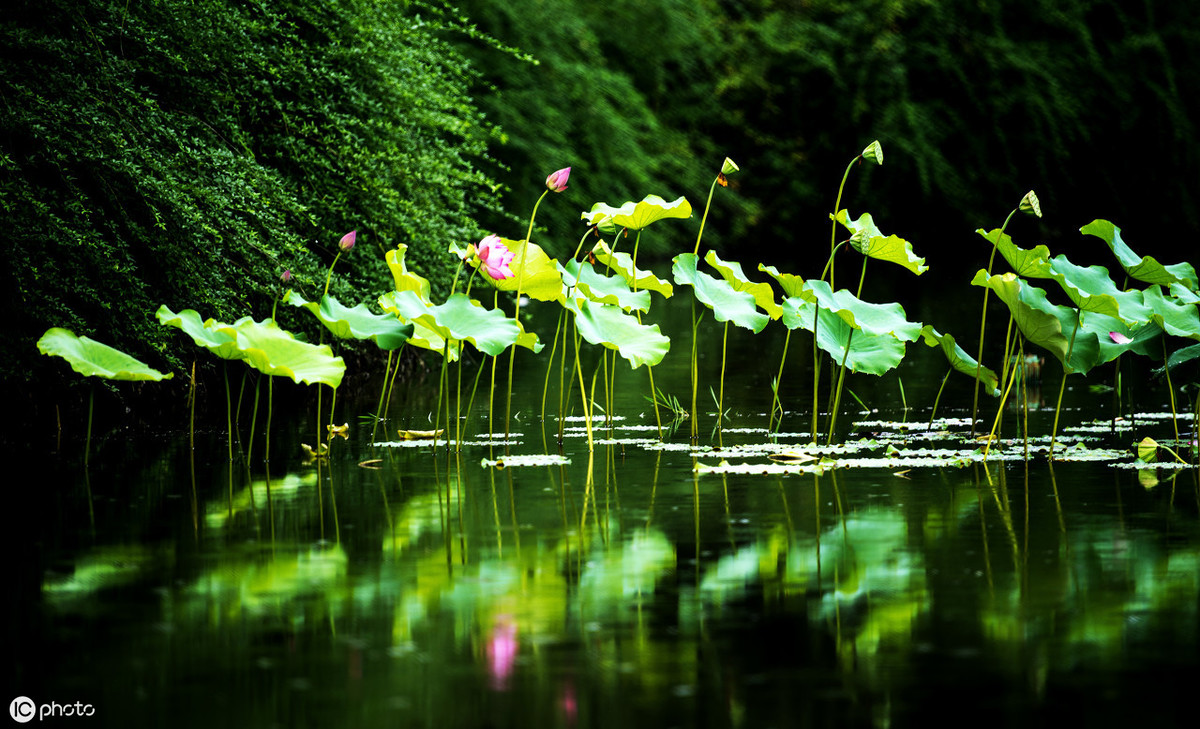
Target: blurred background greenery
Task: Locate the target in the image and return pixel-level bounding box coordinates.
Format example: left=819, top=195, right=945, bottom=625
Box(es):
left=4, top=0, right=1197, bottom=409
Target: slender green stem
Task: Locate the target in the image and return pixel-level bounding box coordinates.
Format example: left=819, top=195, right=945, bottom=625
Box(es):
left=85, top=387, right=94, bottom=470
left=573, top=322, right=594, bottom=452
left=629, top=229, right=663, bottom=440
left=690, top=302, right=701, bottom=440
left=505, top=191, right=551, bottom=444
left=769, top=329, right=792, bottom=433
left=1163, top=337, right=1181, bottom=444
left=372, top=349, right=394, bottom=443
left=717, top=322, right=729, bottom=443
left=323, top=250, right=344, bottom=298
left=265, top=376, right=273, bottom=464
left=972, top=208, right=1018, bottom=435
left=692, top=177, right=720, bottom=257
left=928, top=370, right=952, bottom=429
left=541, top=310, right=564, bottom=422
left=1049, top=311, right=1083, bottom=459
left=828, top=156, right=861, bottom=292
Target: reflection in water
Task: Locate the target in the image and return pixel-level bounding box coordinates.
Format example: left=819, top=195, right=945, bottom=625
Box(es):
left=19, top=407, right=1200, bottom=726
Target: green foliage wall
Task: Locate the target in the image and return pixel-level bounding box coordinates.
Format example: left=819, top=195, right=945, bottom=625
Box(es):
left=1, top=0, right=503, bottom=394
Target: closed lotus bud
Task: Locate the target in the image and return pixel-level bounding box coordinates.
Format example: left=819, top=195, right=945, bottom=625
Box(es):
left=1019, top=190, right=1042, bottom=218
left=545, top=167, right=571, bottom=193
left=861, top=140, right=883, bottom=165
left=721, top=157, right=739, bottom=175
left=339, top=230, right=357, bottom=252
left=280, top=269, right=292, bottom=284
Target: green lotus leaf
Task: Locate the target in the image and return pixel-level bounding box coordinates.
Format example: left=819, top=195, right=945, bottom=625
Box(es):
left=757, top=263, right=806, bottom=298
left=705, top=251, right=782, bottom=319
left=212, top=318, right=344, bottom=387
left=975, top=228, right=1053, bottom=278
left=834, top=210, right=928, bottom=275
left=1170, top=283, right=1200, bottom=305
left=377, top=290, right=539, bottom=357
left=672, top=253, right=769, bottom=333
left=478, top=238, right=564, bottom=303
left=1142, top=285, right=1200, bottom=341
left=1166, top=342, right=1200, bottom=373
left=156, top=305, right=243, bottom=360
left=1082, top=312, right=1163, bottom=365
left=561, top=259, right=651, bottom=312
left=286, top=292, right=413, bottom=350
left=800, top=280, right=923, bottom=342
left=781, top=299, right=907, bottom=375
left=377, top=291, right=462, bottom=360
left=1047, top=255, right=1152, bottom=324
left=1081, top=219, right=1199, bottom=290
left=38, top=327, right=173, bottom=381
left=385, top=244, right=433, bottom=301
left=582, top=195, right=692, bottom=233
left=590, top=240, right=673, bottom=297
left=918, top=326, right=1000, bottom=395
left=970, top=270, right=1101, bottom=374
left=563, top=298, right=670, bottom=369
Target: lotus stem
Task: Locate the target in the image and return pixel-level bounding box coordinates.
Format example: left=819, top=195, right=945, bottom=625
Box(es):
left=224, top=363, right=234, bottom=517
left=928, top=370, right=952, bottom=429
left=265, top=375, right=274, bottom=464
left=382, top=347, right=403, bottom=423
left=1163, top=337, right=1181, bottom=444
left=769, top=329, right=792, bottom=433
left=828, top=155, right=861, bottom=292
left=435, top=339, right=450, bottom=450
left=1049, top=311, right=1083, bottom=459
left=85, top=386, right=94, bottom=470
left=323, top=250, right=344, bottom=298
left=718, top=321, right=730, bottom=443
left=690, top=301, right=702, bottom=441
left=372, top=349, right=394, bottom=443
left=984, top=346, right=1022, bottom=459
left=246, top=375, right=260, bottom=465
left=629, top=229, right=663, bottom=440
left=972, top=207, right=1019, bottom=436
left=504, top=191, right=550, bottom=444
left=827, top=329, right=854, bottom=445
left=573, top=322, right=594, bottom=452
left=541, top=310, right=565, bottom=422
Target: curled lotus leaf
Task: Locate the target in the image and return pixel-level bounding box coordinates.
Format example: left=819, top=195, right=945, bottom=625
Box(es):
left=781, top=298, right=907, bottom=376
left=560, top=259, right=650, bottom=312
left=1142, top=286, right=1200, bottom=341
left=833, top=210, right=928, bottom=275
left=37, top=327, right=173, bottom=381
left=156, top=305, right=243, bottom=360
left=478, top=238, right=564, bottom=303
left=672, top=253, right=769, bottom=333
left=213, top=318, right=345, bottom=387
left=705, top=251, right=782, bottom=319
left=286, top=291, right=413, bottom=350
left=582, top=195, right=692, bottom=233
left=757, top=263, right=806, bottom=298
left=590, top=240, right=673, bottom=298
left=800, top=280, right=923, bottom=342
left=918, top=326, right=1000, bottom=396
left=378, top=291, right=462, bottom=361
left=970, top=271, right=1101, bottom=374
left=385, top=244, right=433, bottom=301
left=563, top=298, right=670, bottom=369
left=1082, top=312, right=1162, bottom=365
left=1081, top=219, right=1199, bottom=291
left=378, top=290, right=540, bottom=358
left=1047, top=255, right=1152, bottom=325
left=975, top=228, right=1053, bottom=279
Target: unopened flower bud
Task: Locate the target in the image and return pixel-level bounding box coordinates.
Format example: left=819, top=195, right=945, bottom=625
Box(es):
left=339, top=230, right=357, bottom=252
left=280, top=269, right=292, bottom=284
left=545, top=167, right=571, bottom=193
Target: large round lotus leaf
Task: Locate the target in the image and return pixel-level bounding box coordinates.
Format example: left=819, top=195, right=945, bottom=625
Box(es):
left=590, top=240, right=673, bottom=298
left=156, top=305, right=243, bottom=360
left=704, top=251, right=782, bottom=319
left=800, top=281, right=923, bottom=342
left=1047, top=255, right=1152, bottom=324
left=582, top=195, right=692, bottom=233
left=480, top=238, right=564, bottom=303
left=563, top=298, right=670, bottom=369
left=214, top=318, right=345, bottom=388
left=975, top=228, right=1053, bottom=279
left=1142, top=285, right=1200, bottom=341
left=560, top=260, right=651, bottom=312
left=758, top=263, right=806, bottom=298
left=781, top=299, right=906, bottom=375
left=1081, top=219, right=1198, bottom=290
left=833, top=210, right=928, bottom=275
left=286, top=291, right=412, bottom=350
left=672, top=253, right=769, bottom=333
left=380, top=290, right=539, bottom=357
left=377, top=291, right=461, bottom=361
left=38, top=328, right=173, bottom=381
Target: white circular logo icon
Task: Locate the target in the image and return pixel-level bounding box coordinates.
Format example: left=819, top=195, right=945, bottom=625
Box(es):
left=9, top=696, right=36, bottom=723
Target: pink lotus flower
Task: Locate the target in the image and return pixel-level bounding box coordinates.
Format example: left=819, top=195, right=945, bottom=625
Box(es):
left=545, top=167, right=571, bottom=193
left=477, top=234, right=515, bottom=280
left=1109, top=331, right=1133, bottom=344
left=339, top=230, right=356, bottom=252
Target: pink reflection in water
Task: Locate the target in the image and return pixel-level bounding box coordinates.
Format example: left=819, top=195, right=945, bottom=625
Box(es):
left=486, top=618, right=518, bottom=690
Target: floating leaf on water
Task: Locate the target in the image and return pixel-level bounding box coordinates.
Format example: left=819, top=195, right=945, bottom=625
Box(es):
left=481, top=454, right=572, bottom=468
left=301, top=442, right=329, bottom=461
left=358, top=459, right=383, bottom=469
left=38, top=327, right=174, bottom=381
left=768, top=451, right=819, bottom=464
left=286, top=291, right=413, bottom=350
left=327, top=423, right=349, bottom=440
left=397, top=429, right=445, bottom=440
left=694, top=460, right=825, bottom=475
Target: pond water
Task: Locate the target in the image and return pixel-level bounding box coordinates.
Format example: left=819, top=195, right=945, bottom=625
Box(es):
left=12, top=295, right=1200, bottom=727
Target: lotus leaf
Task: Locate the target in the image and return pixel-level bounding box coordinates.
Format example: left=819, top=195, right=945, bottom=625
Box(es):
left=378, top=290, right=540, bottom=357
left=560, top=260, right=651, bottom=312
left=834, top=210, right=928, bottom=275
left=975, top=228, right=1053, bottom=278
left=385, top=244, right=434, bottom=301
left=672, top=254, right=769, bottom=333
left=970, top=271, right=1101, bottom=374
left=1143, top=286, right=1200, bottom=341
left=562, top=298, right=670, bottom=369
left=286, top=291, right=413, bottom=350
left=1166, top=343, right=1200, bottom=373
left=918, top=326, right=1000, bottom=395
left=581, top=195, right=692, bottom=233
left=590, top=240, right=673, bottom=297
left=1170, top=283, right=1200, bottom=305
left=800, top=281, right=923, bottom=342
left=1047, top=255, right=1152, bottom=324
left=781, top=298, right=907, bottom=375
left=156, top=305, right=243, bottom=360
left=757, top=263, right=806, bottom=298
left=37, top=328, right=173, bottom=381
left=377, top=291, right=461, bottom=360
left=704, top=251, right=782, bottom=319
left=214, top=318, right=345, bottom=387
left=477, top=238, right=564, bottom=303
left=1082, top=312, right=1163, bottom=365
left=1081, top=219, right=1199, bottom=290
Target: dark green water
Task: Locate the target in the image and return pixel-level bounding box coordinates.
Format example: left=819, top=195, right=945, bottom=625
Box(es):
left=11, top=299, right=1200, bottom=728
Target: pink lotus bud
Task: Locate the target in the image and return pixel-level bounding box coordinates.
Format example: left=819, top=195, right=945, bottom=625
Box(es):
left=477, top=235, right=515, bottom=280
left=545, top=167, right=571, bottom=193
left=1109, top=331, right=1133, bottom=344
left=280, top=269, right=292, bottom=284
left=339, top=230, right=357, bottom=252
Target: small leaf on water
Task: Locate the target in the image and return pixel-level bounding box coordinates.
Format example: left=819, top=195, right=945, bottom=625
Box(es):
left=398, top=429, right=445, bottom=440
left=767, top=451, right=819, bottom=464
left=1136, top=436, right=1159, bottom=462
